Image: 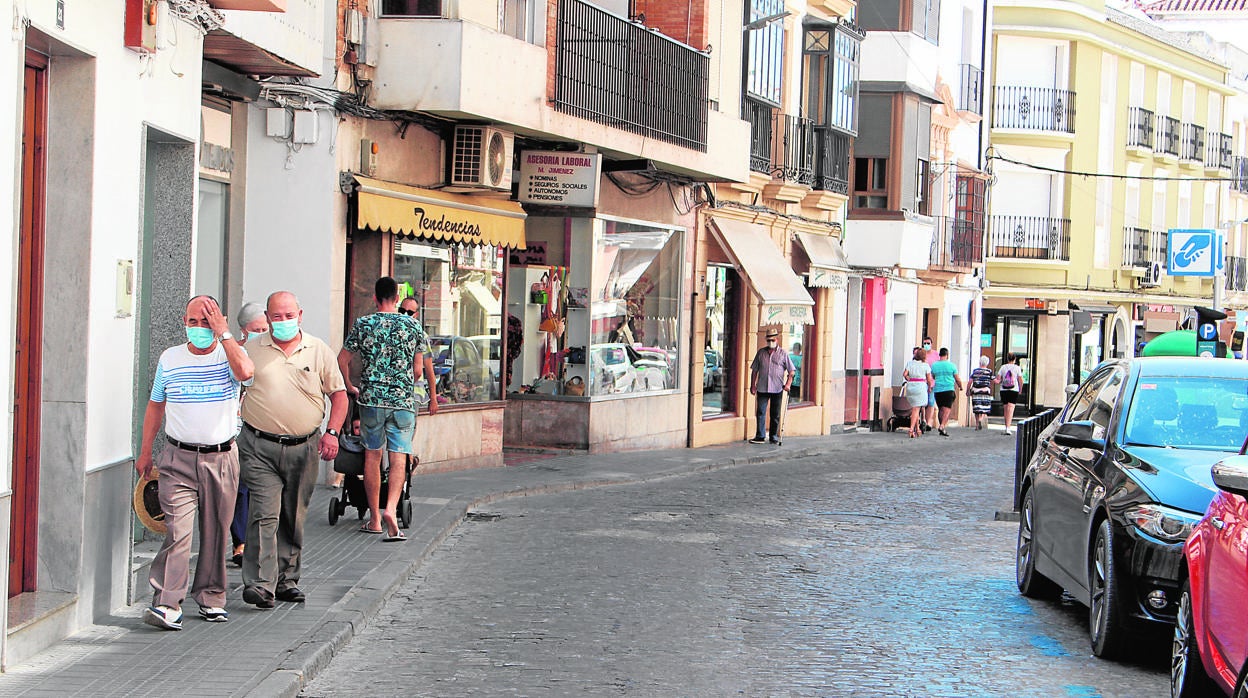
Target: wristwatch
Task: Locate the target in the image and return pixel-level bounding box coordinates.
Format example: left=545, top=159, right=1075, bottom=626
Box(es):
left=326, top=428, right=339, bottom=437
left=218, top=331, right=234, bottom=342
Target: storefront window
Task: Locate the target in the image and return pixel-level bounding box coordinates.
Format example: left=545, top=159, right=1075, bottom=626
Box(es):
left=588, top=221, right=683, bottom=396
left=785, top=321, right=812, bottom=403
left=703, top=265, right=739, bottom=417
left=394, top=241, right=504, bottom=404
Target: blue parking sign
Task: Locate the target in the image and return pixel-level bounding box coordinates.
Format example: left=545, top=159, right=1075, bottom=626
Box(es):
left=1198, top=322, right=1218, bottom=341
left=1168, top=229, right=1217, bottom=277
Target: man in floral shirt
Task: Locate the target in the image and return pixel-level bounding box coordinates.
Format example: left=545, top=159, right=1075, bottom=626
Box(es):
left=337, top=277, right=436, bottom=541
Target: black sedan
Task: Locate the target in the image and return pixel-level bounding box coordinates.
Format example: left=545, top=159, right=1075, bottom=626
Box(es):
left=1016, top=357, right=1248, bottom=659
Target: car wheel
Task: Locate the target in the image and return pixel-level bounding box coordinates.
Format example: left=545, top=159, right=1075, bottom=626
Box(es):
left=1089, top=519, right=1132, bottom=659
left=1172, top=580, right=1219, bottom=698
left=1016, top=489, right=1062, bottom=599
left=1236, top=668, right=1248, bottom=698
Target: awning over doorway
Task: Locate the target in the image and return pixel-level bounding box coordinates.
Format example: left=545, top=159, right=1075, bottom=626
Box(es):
left=1070, top=302, right=1118, bottom=315
left=354, top=176, right=527, bottom=249
left=793, top=231, right=850, bottom=288
left=708, top=216, right=815, bottom=325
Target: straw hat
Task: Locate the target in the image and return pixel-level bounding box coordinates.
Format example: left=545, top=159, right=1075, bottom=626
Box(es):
left=133, top=470, right=166, bottom=536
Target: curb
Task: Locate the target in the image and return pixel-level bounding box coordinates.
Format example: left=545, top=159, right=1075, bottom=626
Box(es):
left=246, top=443, right=825, bottom=697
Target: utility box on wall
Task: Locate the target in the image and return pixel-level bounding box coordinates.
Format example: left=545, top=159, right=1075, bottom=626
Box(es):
left=124, top=0, right=158, bottom=53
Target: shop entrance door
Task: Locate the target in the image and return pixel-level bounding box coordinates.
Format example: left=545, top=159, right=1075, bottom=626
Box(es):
left=995, top=315, right=1036, bottom=416
left=10, top=52, right=47, bottom=597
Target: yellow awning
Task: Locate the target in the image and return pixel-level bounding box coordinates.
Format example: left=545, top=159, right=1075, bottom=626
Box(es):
left=708, top=216, right=815, bottom=325
left=793, top=231, right=851, bottom=288
left=355, top=176, right=527, bottom=249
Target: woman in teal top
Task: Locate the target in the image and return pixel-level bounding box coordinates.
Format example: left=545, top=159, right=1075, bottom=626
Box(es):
left=930, top=348, right=963, bottom=437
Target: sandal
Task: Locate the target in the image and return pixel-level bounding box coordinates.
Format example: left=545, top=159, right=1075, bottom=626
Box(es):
left=359, top=523, right=383, bottom=534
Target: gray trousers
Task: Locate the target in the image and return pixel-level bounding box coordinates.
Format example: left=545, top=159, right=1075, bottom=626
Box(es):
left=149, top=445, right=238, bottom=610
left=238, top=427, right=319, bottom=597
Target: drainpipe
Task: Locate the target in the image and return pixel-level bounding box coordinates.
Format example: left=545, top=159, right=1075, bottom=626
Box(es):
left=978, top=0, right=989, bottom=171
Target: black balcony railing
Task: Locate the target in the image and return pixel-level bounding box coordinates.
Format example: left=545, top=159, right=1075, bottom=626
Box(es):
left=778, top=114, right=815, bottom=185
left=988, top=215, right=1071, bottom=260
left=1181, top=123, right=1205, bottom=162
left=1126, top=107, right=1153, bottom=149
left=1122, top=226, right=1166, bottom=267
left=812, top=127, right=850, bottom=195
left=554, top=0, right=709, bottom=150
left=1157, top=116, right=1180, bottom=156
left=929, top=215, right=985, bottom=268
left=1208, top=132, right=1233, bottom=170
left=1234, top=156, right=1248, bottom=194
left=960, top=63, right=983, bottom=115
left=991, top=86, right=1075, bottom=133
left=745, top=99, right=773, bottom=174
left=1226, top=256, right=1248, bottom=292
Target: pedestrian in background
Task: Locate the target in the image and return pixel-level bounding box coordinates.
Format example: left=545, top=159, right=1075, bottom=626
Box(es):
left=137, top=296, right=253, bottom=630
left=902, top=348, right=933, bottom=438
left=398, top=295, right=438, bottom=411
left=968, top=355, right=994, bottom=430
left=922, top=336, right=937, bottom=430
left=996, top=352, right=1024, bottom=435
left=789, top=341, right=803, bottom=400
left=229, top=302, right=268, bottom=568
left=749, top=328, right=794, bottom=444
left=239, top=291, right=348, bottom=608
left=338, top=277, right=436, bottom=541
left=931, top=348, right=963, bottom=437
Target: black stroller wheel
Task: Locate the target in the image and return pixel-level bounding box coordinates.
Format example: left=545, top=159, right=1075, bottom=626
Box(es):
left=328, top=497, right=340, bottom=526
left=400, top=499, right=413, bottom=529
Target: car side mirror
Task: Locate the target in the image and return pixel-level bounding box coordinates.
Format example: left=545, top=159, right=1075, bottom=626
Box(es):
left=1212, top=458, right=1248, bottom=498
left=1052, top=420, right=1105, bottom=450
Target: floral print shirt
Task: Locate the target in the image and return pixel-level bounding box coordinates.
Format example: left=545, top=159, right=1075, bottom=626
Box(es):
left=343, top=312, right=429, bottom=411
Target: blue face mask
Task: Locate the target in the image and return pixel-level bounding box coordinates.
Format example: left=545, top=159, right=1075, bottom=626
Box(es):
left=186, top=326, right=216, bottom=350
left=271, top=319, right=300, bottom=342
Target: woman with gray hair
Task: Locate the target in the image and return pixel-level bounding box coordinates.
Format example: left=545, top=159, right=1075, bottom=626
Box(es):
left=228, top=301, right=267, bottom=566
left=967, top=355, right=995, bottom=430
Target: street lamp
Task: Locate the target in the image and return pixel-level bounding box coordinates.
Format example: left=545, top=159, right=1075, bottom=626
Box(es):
left=744, top=11, right=790, bottom=31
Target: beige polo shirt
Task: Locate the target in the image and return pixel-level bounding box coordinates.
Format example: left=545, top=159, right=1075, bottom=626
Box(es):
left=241, top=332, right=346, bottom=436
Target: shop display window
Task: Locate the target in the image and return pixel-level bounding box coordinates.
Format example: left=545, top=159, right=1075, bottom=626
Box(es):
left=585, top=221, right=683, bottom=396
left=702, top=265, right=738, bottom=417
left=785, top=321, right=812, bottom=403
left=394, top=241, right=504, bottom=405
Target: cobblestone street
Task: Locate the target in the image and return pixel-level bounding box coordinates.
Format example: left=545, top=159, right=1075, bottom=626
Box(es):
left=302, top=431, right=1170, bottom=697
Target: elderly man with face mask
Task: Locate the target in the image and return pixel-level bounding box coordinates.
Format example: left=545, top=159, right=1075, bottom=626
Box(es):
left=137, top=296, right=254, bottom=630
left=237, top=291, right=347, bottom=609
left=748, top=328, right=795, bottom=445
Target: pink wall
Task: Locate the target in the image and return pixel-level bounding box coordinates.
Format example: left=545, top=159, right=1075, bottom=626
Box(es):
left=860, top=277, right=887, bottom=422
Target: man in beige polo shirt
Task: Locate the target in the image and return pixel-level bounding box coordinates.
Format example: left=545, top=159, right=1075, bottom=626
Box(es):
left=239, top=291, right=347, bottom=608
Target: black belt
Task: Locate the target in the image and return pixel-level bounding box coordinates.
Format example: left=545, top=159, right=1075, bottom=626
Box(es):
left=244, top=423, right=317, bottom=446
left=167, top=436, right=234, bottom=453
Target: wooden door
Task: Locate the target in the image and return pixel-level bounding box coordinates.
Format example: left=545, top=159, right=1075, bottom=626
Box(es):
left=10, top=51, right=47, bottom=597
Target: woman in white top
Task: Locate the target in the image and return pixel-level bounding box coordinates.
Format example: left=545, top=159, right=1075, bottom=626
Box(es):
left=902, top=348, right=935, bottom=438
left=995, top=352, right=1024, bottom=435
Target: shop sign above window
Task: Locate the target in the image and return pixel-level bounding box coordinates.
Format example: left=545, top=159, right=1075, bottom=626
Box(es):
left=517, top=151, right=602, bottom=208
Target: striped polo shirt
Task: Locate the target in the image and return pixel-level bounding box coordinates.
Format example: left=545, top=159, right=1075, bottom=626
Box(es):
left=151, top=343, right=241, bottom=445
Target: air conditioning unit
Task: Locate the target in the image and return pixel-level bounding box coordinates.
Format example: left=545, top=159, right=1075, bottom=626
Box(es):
left=1139, top=261, right=1163, bottom=288
left=450, top=126, right=514, bottom=191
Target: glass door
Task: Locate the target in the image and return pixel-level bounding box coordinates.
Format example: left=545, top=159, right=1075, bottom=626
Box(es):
left=995, top=315, right=1036, bottom=415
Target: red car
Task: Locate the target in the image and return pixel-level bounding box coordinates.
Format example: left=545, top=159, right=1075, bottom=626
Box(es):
left=1172, top=455, right=1248, bottom=697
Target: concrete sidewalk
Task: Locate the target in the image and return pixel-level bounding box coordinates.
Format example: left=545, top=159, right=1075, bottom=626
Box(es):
left=0, top=432, right=888, bottom=697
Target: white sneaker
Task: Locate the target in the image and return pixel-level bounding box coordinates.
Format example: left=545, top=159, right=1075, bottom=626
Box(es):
left=144, top=605, right=183, bottom=630
left=198, top=606, right=229, bottom=622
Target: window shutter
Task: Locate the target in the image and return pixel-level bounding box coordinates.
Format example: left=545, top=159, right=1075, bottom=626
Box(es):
left=855, top=95, right=892, bottom=158
left=925, top=0, right=940, bottom=42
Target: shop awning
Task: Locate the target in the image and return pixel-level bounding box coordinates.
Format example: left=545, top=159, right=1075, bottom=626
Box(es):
left=708, top=216, right=815, bottom=325
left=461, top=280, right=498, bottom=311
left=1070, top=302, right=1118, bottom=315
left=793, top=231, right=850, bottom=288
left=354, top=176, right=527, bottom=249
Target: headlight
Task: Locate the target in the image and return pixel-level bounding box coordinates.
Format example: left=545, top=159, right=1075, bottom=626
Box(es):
left=1124, top=504, right=1202, bottom=542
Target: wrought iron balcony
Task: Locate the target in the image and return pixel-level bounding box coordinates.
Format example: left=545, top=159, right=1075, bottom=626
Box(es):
left=988, top=215, right=1070, bottom=261
left=1157, top=116, right=1180, bottom=157
left=1126, top=107, right=1153, bottom=150
left=1227, top=256, right=1248, bottom=292
left=1234, top=156, right=1248, bottom=195
left=553, top=0, right=709, bottom=151
left=777, top=114, right=815, bottom=185
left=1122, top=226, right=1166, bottom=268
left=991, top=86, right=1075, bottom=133
left=1207, top=132, right=1233, bottom=170
left=812, top=127, right=850, bottom=196
left=960, top=64, right=983, bottom=116
left=930, top=215, right=985, bottom=268
left=745, top=99, right=774, bottom=175
left=1180, top=123, right=1205, bottom=162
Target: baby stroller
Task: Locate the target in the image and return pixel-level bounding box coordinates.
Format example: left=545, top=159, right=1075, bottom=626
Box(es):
left=886, top=391, right=931, bottom=433
left=327, top=399, right=416, bottom=529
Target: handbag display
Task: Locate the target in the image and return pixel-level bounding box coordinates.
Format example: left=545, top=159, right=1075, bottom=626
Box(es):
left=564, top=375, right=586, bottom=396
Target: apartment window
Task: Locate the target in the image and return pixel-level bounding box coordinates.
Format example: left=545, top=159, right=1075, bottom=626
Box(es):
left=916, top=159, right=932, bottom=215
left=911, top=0, right=940, bottom=43
left=381, top=0, right=441, bottom=16
left=953, top=174, right=987, bottom=265
left=854, top=157, right=888, bottom=208
left=802, top=22, right=863, bottom=135
left=501, top=0, right=532, bottom=41
left=746, top=0, right=785, bottom=105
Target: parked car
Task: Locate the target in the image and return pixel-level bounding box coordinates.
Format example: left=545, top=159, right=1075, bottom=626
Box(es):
left=466, top=334, right=501, bottom=382
left=704, top=350, right=724, bottom=390
left=1015, top=357, right=1248, bottom=659
left=589, top=343, right=671, bottom=394
left=429, top=335, right=495, bottom=402
left=1171, top=455, right=1248, bottom=697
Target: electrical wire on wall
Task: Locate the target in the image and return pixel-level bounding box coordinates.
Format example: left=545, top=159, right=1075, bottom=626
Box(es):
left=986, top=147, right=1245, bottom=183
